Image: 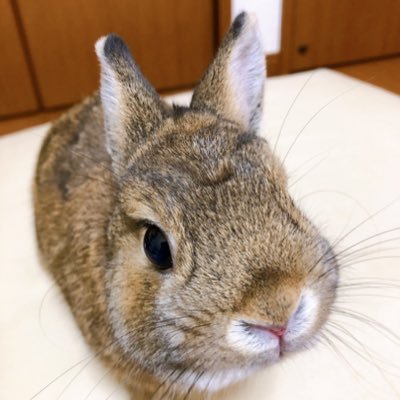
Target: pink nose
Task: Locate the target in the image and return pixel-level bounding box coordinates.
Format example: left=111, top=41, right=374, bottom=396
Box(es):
left=266, top=326, right=286, bottom=338
left=250, top=323, right=287, bottom=338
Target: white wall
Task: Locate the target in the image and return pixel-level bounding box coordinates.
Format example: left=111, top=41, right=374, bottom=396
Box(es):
left=232, top=0, right=282, bottom=54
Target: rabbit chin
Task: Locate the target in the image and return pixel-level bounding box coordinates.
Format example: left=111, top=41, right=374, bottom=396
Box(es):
left=178, top=364, right=261, bottom=393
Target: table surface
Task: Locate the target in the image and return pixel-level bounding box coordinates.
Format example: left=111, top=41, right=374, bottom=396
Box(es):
left=1, top=69, right=400, bottom=400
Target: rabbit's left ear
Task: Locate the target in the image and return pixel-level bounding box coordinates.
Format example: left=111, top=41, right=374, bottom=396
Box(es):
left=191, top=12, right=265, bottom=134
left=95, top=34, right=166, bottom=173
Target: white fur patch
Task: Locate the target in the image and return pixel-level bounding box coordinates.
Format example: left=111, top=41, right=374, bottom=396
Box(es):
left=286, top=289, right=319, bottom=341
left=180, top=365, right=258, bottom=392
left=226, top=290, right=319, bottom=358
left=226, top=319, right=279, bottom=356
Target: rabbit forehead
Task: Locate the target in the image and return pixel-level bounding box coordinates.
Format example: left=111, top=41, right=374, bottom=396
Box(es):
left=121, top=112, right=284, bottom=203
left=126, top=109, right=277, bottom=177
left=121, top=150, right=318, bottom=275
left=119, top=110, right=312, bottom=253
left=120, top=145, right=283, bottom=234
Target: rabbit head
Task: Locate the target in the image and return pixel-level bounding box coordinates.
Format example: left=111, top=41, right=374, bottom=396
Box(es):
left=95, top=12, right=338, bottom=394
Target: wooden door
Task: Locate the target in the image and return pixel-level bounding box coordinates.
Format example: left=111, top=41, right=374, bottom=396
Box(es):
left=16, top=0, right=217, bottom=108
left=0, top=0, right=38, bottom=117
left=282, top=0, right=400, bottom=72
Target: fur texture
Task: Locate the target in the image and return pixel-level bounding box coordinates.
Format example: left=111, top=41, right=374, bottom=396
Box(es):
left=34, top=13, right=338, bottom=399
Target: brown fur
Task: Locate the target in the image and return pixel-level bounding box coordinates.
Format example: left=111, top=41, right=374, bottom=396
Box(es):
left=34, top=13, right=338, bottom=399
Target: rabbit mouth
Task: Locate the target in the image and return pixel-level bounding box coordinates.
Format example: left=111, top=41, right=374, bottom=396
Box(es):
left=156, top=290, right=324, bottom=394
left=226, top=289, right=321, bottom=357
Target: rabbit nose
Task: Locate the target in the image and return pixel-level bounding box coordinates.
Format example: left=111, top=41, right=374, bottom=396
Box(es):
left=248, top=323, right=287, bottom=338
left=266, top=326, right=286, bottom=338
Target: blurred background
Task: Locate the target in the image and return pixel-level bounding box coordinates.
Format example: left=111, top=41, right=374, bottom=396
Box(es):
left=1, top=0, right=399, bottom=135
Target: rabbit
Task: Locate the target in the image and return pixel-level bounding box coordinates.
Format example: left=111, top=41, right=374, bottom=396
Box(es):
left=33, top=12, right=339, bottom=400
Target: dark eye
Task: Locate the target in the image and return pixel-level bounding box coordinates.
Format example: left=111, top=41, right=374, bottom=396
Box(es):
left=143, top=225, right=173, bottom=270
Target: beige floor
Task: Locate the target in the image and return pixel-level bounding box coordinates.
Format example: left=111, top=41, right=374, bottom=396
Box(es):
left=1, top=69, right=400, bottom=399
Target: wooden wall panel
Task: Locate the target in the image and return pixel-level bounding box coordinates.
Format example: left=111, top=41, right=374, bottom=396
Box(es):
left=290, top=0, right=400, bottom=71
left=0, top=0, right=38, bottom=117
left=217, top=0, right=232, bottom=42
left=335, top=56, right=400, bottom=96
left=16, top=0, right=215, bottom=108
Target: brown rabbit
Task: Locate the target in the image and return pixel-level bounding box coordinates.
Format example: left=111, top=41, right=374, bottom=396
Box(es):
left=34, top=12, right=338, bottom=400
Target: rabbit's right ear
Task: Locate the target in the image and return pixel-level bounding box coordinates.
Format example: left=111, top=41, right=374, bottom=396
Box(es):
left=95, top=34, right=165, bottom=173
left=191, top=12, right=265, bottom=134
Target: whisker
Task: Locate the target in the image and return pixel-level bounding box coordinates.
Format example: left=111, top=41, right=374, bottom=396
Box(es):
left=330, top=232, right=400, bottom=262
left=104, top=387, right=119, bottom=400
left=38, top=283, right=57, bottom=344
left=298, top=189, right=374, bottom=228
left=159, top=368, right=188, bottom=400
left=288, top=154, right=330, bottom=188
left=338, top=255, right=400, bottom=271
left=338, top=277, right=400, bottom=289
left=272, top=70, right=317, bottom=156
left=336, top=245, right=400, bottom=262
left=308, top=199, right=400, bottom=281
left=320, top=329, right=368, bottom=379
left=329, top=197, right=400, bottom=254
left=331, top=307, right=400, bottom=345
left=281, top=84, right=358, bottom=166
left=323, top=327, right=399, bottom=395
left=314, top=249, right=400, bottom=287
left=151, top=368, right=180, bottom=400
left=83, top=366, right=114, bottom=400
left=327, top=320, right=400, bottom=374
left=288, top=150, right=330, bottom=178
left=311, top=228, right=400, bottom=284
left=183, top=370, right=205, bottom=400
left=30, top=312, right=211, bottom=399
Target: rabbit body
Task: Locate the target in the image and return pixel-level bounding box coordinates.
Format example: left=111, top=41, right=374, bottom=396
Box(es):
left=34, top=13, right=338, bottom=399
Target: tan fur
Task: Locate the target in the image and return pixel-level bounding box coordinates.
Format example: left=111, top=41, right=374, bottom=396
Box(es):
left=34, top=13, right=338, bottom=399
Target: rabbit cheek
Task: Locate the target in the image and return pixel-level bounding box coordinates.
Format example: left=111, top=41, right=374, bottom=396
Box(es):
left=106, top=249, right=164, bottom=356
left=283, top=289, right=321, bottom=350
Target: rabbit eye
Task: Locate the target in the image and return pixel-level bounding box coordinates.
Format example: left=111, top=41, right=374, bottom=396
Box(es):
left=143, top=225, right=172, bottom=270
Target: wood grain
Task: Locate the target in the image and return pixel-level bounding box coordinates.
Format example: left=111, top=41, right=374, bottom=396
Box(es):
left=335, top=56, right=400, bottom=95
left=217, top=0, right=232, bottom=42
left=266, top=54, right=282, bottom=77
left=0, top=0, right=38, bottom=117
left=0, top=109, right=65, bottom=136
left=279, top=0, right=295, bottom=74
left=16, top=0, right=215, bottom=108
left=287, top=0, right=400, bottom=71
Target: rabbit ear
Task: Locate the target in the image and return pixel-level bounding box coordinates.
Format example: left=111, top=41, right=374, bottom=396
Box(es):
left=95, top=34, right=165, bottom=171
left=191, top=12, right=265, bottom=134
